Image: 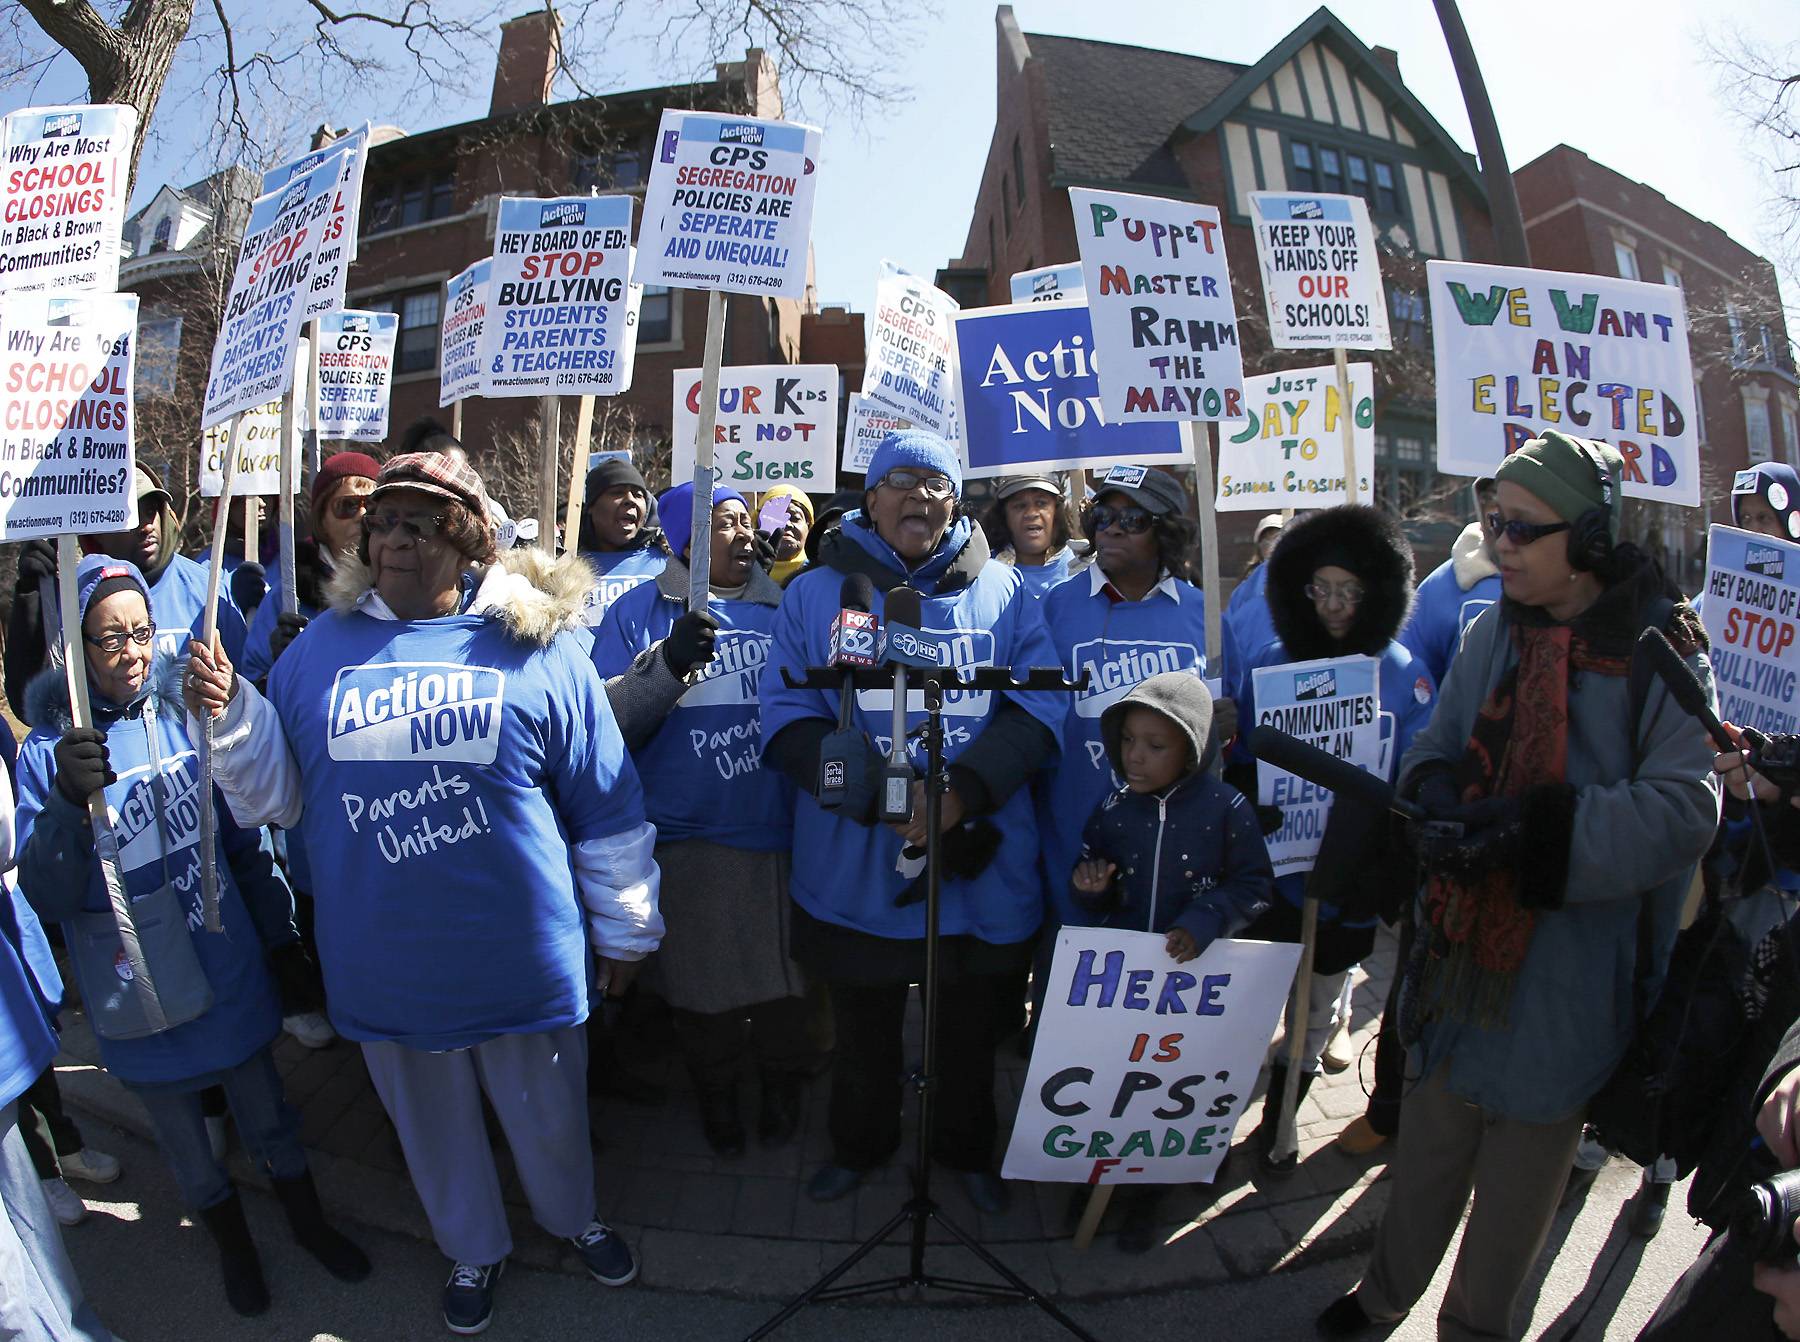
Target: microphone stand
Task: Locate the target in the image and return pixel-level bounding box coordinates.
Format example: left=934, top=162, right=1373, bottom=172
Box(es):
left=750, top=663, right=1095, bottom=1342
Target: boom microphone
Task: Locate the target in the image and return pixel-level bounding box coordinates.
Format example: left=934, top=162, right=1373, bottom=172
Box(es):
left=1246, top=725, right=1426, bottom=822
left=1637, top=627, right=1737, bottom=754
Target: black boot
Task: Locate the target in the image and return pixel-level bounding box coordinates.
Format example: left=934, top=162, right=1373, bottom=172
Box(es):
left=1262, top=1069, right=1317, bottom=1174
left=757, top=1070, right=803, bottom=1148
left=273, top=1171, right=372, bottom=1282
left=1253, top=1064, right=1288, bottom=1154
left=198, top=1190, right=270, bottom=1317
left=697, top=1082, right=745, bottom=1157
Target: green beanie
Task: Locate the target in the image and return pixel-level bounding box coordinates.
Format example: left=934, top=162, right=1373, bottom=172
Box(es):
left=1493, top=431, right=1622, bottom=540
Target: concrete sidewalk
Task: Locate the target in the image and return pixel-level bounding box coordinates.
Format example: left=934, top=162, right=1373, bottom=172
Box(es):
left=52, top=930, right=1405, bottom=1304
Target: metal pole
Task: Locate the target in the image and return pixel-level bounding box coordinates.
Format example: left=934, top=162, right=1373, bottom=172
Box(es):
left=1433, top=0, right=1531, bottom=267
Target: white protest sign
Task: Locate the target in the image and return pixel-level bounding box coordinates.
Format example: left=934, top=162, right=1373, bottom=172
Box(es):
left=1217, top=363, right=1375, bottom=511
left=1427, top=259, right=1699, bottom=506
left=0, top=293, right=137, bottom=541
left=1248, top=191, right=1391, bottom=350
left=634, top=110, right=821, bottom=300
left=616, top=252, right=645, bottom=394
left=439, top=258, right=490, bottom=406
left=315, top=311, right=396, bottom=442
left=860, top=262, right=958, bottom=436
left=259, top=124, right=367, bottom=314
left=842, top=392, right=913, bottom=475
left=1011, top=262, right=1085, bottom=305
left=201, top=337, right=307, bottom=497
left=202, top=155, right=341, bottom=429
left=1702, top=522, right=1800, bottom=736
left=0, top=104, right=136, bottom=296
left=672, top=364, right=838, bottom=492
left=1002, top=929, right=1300, bottom=1185
left=482, top=195, right=633, bottom=398
left=1068, top=187, right=1244, bottom=422
left=1252, top=654, right=1382, bottom=876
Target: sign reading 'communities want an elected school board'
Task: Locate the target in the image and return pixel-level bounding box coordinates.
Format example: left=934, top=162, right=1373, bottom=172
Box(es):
left=1427, top=260, right=1700, bottom=506
left=0, top=293, right=138, bottom=542
left=1253, top=654, right=1384, bottom=877
left=0, top=103, right=136, bottom=296
left=635, top=110, right=821, bottom=300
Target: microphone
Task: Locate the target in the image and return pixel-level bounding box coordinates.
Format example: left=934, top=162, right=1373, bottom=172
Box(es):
left=879, top=586, right=938, bottom=823
left=818, top=575, right=879, bottom=810
left=1637, top=627, right=1737, bottom=754
left=1246, top=725, right=1427, bottom=822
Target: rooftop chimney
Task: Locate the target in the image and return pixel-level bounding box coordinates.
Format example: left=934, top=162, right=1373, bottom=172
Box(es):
left=490, top=9, right=562, bottom=116
left=1369, top=45, right=1401, bottom=80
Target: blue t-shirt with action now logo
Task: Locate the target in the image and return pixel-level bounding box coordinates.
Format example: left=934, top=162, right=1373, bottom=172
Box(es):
left=580, top=548, right=669, bottom=628
left=265, top=603, right=647, bottom=1050
left=591, top=577, right=793, bottom=851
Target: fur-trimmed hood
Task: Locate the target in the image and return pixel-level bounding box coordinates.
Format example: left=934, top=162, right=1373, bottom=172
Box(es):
left=25, top=648, right=185, bottom=736
left=1265, top=504, right=1415, bottom=659
left=324, top=546, right=595, bottom=646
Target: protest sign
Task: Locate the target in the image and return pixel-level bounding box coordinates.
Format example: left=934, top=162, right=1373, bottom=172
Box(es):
left=671, top=364, right=838, bottom=491
left=201, top=340, right=306, bottom=497
left=315, top=311, right=396, bottom=441
left=259, top=125, right=367, bottom=316
left=201, top=154, right=340, bottom=428
left=0, top=293, right=137, bottom=542
left=1068, top=187, right=1243, bottom=423
left=861, top=263, right=958, bottom=436
left=1011, top=262, right=1085, bottom=305
left=1703, top=521, right=1800, bottom=736
left=0, top=104, right=136, bottom=296
left=1001, top=928, right=1300, bottom=1185
left=634, top=110, right=821, bottom=300
left=1248, top=192, right=1391, bottom=350
left=842, top=393, right=913, bottom=475
left=1252, top=654, right=1383, bottom=876
left=1217, top=363, right=1374, bottom=510
left=440, top=258, right=491, bottom=406
left=481, top=195, right=633, bottom=398
left=952, top=302, right=1187, bottom=478
left=1427, top=260, right=1699, bottom=506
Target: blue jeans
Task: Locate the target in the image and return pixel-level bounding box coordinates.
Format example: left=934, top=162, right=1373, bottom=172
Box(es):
left=130, top=1045, right=307, bottom=1211
left=0, top=1100, right=113, bottom=1341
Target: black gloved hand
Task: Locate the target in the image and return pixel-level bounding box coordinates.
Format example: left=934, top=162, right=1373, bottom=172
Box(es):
left=268, top=940, right=325, bottom=1015
left=1410, top=763, right=1461, bottom=819
left=662, top=609, right=719, bottom=677
left=230, top=561, right=267, bottom=616
left=54, top=729, right=114, bottom=805
left=16, top=539, right=56, bottom=588
left=752, top=531, right=777, bottom=574
left=1254, top=803, right=1284, bottom=837
left=818, top=726, right=883, bottom=824
left=270, top=613, right=309, bottom=665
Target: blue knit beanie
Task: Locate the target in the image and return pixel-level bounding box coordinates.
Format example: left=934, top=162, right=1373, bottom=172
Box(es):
left=863, top=430, right=963, bottom=497
left=75, top=552, right=153, bottom=627
left=1732, top=462, right=1800, bottom=541
left=657, top=481, right=748, bottom=560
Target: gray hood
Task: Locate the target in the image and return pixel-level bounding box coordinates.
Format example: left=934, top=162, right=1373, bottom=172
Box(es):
left=1100, top=670, right=1217, bottom=777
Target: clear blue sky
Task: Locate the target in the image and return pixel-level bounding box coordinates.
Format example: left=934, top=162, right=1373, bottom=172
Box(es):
left=10, top=1, right=1795, bottom=314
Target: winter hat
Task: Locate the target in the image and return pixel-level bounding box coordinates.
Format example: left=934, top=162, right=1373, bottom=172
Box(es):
left=75, top=553, right=153, bottom=631
left=1494, top=431, right=1622, bottom=541
left=1100, top=671, right=1217, bottom=777
left=996, top=473, right=1063, bottom=502
left=1266, top=504, right=1416, bottom=658
left=657, top=481, right=748, bottom=560
left=311, top=450, right=381, bottom=515
left=131, top=465, right=172, bottom=513
left=1090, top=464, right=1188, bottom=518
left=864, top=430, right=962, bottom=497
left=1731, top=462, right=1800, bottom=541
left=586, top=456, right=649, bottom=506
left=371, top=451, right=490, bottom=518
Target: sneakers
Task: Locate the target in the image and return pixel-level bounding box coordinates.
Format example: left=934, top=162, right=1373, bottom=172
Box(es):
left=568, top=1219, right=637, bottom=1286
left=282, top=1011, right=337, bottom=1049
left=443, top=1259, right=505, bottom=1335
left=40, top=1176, right=86, bottom=1227
left=59, top=1145, right=122, bottom=1184
left=1320, top=1018, right=1354, bottom=1074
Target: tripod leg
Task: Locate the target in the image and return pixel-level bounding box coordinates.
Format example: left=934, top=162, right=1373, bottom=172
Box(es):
left=742, top=1203, right=914, bottom=1341
left=928, top=1208, right=1103, bottom=1342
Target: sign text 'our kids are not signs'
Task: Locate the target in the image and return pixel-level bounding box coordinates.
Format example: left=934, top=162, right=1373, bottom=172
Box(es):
left=634, top=111, right=820, bottom=301
left=1068, top=187, right=1244, bottom=423
left=1427, top=260, right=1700, bottom=506
left=671, top=364, right=838, bottom=491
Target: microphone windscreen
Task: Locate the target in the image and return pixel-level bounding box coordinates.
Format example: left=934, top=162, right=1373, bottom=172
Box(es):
left=1246, top=725, right=1397, bottom=813
left=841, top=573, right=876, bottom=614
left=1637, top=627, right=1709, bottom=718
left=885, top=585, right=922, bottom=631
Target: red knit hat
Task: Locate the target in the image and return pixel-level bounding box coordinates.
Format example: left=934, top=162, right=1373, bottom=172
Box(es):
left=311, top=451, right=381, bottom=514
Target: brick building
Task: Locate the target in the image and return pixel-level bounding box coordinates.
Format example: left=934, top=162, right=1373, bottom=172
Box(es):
left=937, top=5, right=1499, bottom=570
left=1515, top=144, right=1799, bottom=587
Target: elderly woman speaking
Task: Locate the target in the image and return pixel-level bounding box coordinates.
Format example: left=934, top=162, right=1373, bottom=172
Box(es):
left=183, top=452, right=663, bottom=1337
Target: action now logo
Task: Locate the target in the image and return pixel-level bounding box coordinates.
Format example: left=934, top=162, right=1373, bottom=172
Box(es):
left=1747, top=544, right=1787, bottom=580
left=327, top=661, right=506, bottom=764
left=43, top=112, right=82, bottom=138
left=112, top=755, right=202, bottom=875
left=1294, top=669, right=1338, bottom=701
left=340, top=314, right=370, bottom=333
left=1287, top=198, right=1324, bottom=220
left=1071, top=639, right=1201, bottom=718
left=539, top=201, right=585, bottom=228
left=279, top=182, right=308, bottom=216
left=718, top=123, right=765, bottom=145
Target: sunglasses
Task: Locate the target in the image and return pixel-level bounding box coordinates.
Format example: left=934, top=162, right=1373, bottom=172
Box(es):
left=879, top=469, right=955, bottom=500
left=1305, top=582, right=1365, bottom=608
left=84, top=623, right=156, bottom=654
left=1486, top=511, right=1571, bottom=547
left=329, top=493, right=371, bottom=520
left=362, top=509, right=448, bottom=540
left=1090, top=504, right=1156, bottom=535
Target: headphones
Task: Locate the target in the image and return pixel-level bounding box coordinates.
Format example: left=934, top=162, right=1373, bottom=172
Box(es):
left=1565, top=438, right=1617, bottom=573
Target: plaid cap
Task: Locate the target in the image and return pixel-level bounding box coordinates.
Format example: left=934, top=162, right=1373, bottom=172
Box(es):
left=370, top=451, right=489, bottom=517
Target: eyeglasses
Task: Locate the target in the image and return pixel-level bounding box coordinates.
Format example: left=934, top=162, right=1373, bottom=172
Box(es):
left=1304, top=582, right=1365, bottom=608
left=879, top=470, right=955, bottom=500
left=362, top=509, right=447, bottom=540
left=1486, top=511, right=1572, bottom=547
left=329, top=493, right=371, bottom=521
left=1090, top=504, right=1156, bottom=535
left=83, top=623, right=156, bottom=654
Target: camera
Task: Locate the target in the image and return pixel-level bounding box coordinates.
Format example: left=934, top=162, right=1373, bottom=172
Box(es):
left=1741, top=728, right=1800, bottom=793
left=1731, top=1168, right=1800, bottom=1262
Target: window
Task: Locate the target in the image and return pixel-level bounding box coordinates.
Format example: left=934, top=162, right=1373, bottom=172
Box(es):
left=1784, top=402, right=1800, bottom=466
left=1289, top=141, right=1316, bottom=191
left=1661, top=262, right=1682, bottom=290
left=362, top=168, right=457, bottom=235
left=149, top=215, right=173, bottom=254
left=1390, top=287, right=1427, bottom=346
left=639, top=286, right=673, bottom=344
left=367, top=287, right=441, bottom=373
left=1012, top=137, right=1025, bottom=204
left=1317, top=146, right=1343, bottom=194
left=1612, top=239, right=1639, bottom=281
left=573, top=140, right=648, bottom=191
left=1393, top=434, right=1426, bottom=464
left=1373, top=161, right=1399, bottom=215
left=1748, top=396, right=1775, bottom=464
left=136, top=316, right=182, bottom=397
left=1290, top=139, right=1402, bottom=217
left=1729, top=303, right=1749, bottom=361
left=1346, top=153, right=1369, bottom=198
